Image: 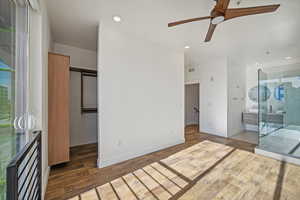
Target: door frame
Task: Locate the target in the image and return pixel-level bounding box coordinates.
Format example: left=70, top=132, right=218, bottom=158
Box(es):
left=184, top=81, right=200, bottom=129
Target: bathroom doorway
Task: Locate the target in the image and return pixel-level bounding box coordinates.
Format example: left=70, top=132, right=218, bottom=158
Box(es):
left=185, top=83, right=200, bottom=132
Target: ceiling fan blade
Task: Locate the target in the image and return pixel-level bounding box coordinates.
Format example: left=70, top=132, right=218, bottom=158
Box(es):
left=204, top=22, right=217, bottom=42
left=216, top=0, right=231, bottom=10
left=168, top=16, right=211, bottom=27
left=225, top=4, right=280, bottom=20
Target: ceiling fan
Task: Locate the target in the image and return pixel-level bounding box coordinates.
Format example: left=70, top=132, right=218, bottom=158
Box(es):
left=168, top=0, right=280, bottom=42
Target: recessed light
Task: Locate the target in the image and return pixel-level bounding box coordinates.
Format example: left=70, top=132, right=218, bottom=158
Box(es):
left=185, top=46, right=190, bottom=49
left=285, top=56, right=292, bottom=60
left=113, top=16, right=121, bottom=22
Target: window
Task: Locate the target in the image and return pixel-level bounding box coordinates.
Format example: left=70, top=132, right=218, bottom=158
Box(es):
left=0, top=0, right=29, bottom=198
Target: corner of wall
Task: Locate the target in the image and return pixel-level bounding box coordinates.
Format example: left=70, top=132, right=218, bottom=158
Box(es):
left=97, top=22, right=101, bottom=167
left=42, top=166, right=50, bottom=199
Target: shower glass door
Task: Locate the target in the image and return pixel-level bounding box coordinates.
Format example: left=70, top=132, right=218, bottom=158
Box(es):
left=283, top=75, right=300, bottom=157
left=258, top=67, right=300, bottom=158
left=258, top=69, right=270, bottom=137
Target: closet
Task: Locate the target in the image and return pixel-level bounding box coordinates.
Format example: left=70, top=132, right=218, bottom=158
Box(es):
left=48, top=53, right=70, bottom=166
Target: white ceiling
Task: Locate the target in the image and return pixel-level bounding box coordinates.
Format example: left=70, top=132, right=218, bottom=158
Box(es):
left=46, top=0, right=300, bottom=66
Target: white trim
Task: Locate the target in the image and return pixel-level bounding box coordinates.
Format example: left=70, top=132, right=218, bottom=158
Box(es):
left=98, top=138, right=185, bottom=168
left=42, top=166, right=50, bottom=199
left=255, top=148, right=300, bottom=166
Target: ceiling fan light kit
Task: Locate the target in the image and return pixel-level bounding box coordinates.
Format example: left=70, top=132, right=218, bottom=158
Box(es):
left=168, top=0, right=280, bottom=42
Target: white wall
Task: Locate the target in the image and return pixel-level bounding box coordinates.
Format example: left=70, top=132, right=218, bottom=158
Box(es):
left=53, top=43, right=97, bottom=69
left=53, top=43, right=98, bottom=147
left=98, top=24, right=185, bottom=168
left=227, top=59, right=246, bottom=137
left=29, top=0, right=53, bottom=198
left=185, top=58, right=228, bottom=137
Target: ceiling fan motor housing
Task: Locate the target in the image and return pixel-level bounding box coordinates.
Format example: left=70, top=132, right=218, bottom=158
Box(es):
left=211, top=9, right=225, bottom=24
left=211, top=9, right=225, bottom=18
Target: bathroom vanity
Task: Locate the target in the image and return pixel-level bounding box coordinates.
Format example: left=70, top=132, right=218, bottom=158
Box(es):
left=242, top=112, right=284, bottom=127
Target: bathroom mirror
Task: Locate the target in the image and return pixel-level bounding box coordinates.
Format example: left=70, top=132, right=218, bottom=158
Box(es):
left=274, top=85, right=284, bottom=101
left=248, top=85, right=271, bottom=102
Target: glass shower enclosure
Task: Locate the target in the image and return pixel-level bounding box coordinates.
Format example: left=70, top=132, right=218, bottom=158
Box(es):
left=257, top=67, right=300, bottom=158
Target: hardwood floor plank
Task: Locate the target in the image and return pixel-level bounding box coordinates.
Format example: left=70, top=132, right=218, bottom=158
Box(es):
left=68, top=196, right=80, bottom=200
left=150, top=163, right=188, bottom=189
left=143, top=165, right=180, bottom=195
left=80, top=189, right=99, bottom=200
left=134, top=169, right=172, bottom=200
left=96, top=183, right=119, bottom=200
left=111, top=178, right=137, bottom=200
left=123, top=173, right=156, bottom=200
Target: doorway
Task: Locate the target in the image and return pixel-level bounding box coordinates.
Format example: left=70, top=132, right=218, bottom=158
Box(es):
left=185, top=83, right=200, bottom=132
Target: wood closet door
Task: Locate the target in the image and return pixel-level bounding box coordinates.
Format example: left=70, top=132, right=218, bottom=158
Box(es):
left=48, top=53, right=70, bottom=166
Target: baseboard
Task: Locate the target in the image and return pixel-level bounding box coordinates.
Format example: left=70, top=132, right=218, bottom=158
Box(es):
left=255, top=148, right=300, bottom=166
left=98, top=138, right=185, bottom=168
left=42, top=166, right=50, bottom=199
left=200, top=128, right=227, bottom=138
left=70, top=141, right=98, bottom=148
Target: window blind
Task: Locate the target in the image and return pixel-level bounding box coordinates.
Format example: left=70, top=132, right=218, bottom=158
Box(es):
left=13, top=0, right=40, bottom=11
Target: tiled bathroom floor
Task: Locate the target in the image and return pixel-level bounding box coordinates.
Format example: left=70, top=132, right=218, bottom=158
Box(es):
left=259, top=125, right=300, bottom=157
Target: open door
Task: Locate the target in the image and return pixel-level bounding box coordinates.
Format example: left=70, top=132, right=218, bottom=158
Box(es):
left=185, top=83, right=200, bottom=132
